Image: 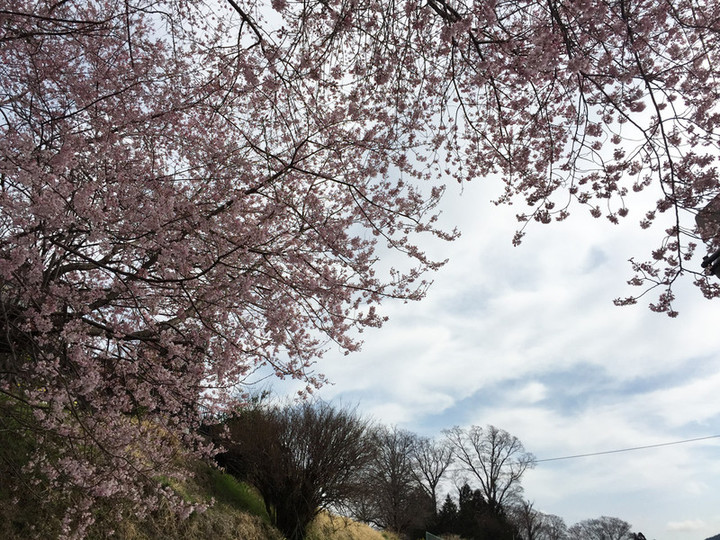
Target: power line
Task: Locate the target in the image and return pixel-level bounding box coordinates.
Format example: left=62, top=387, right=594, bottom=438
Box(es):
left=536, top=434, right=720, bottom=463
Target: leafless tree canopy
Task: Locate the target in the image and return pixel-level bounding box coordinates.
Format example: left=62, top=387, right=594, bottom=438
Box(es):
left=208, top=401, right=374, bottom=540
left=568, top=516, right=635, bottom=540
left=446, top=425, right=536, bottom=515
left=410, top=435, right=454, bottom=514
left=349, top=426, right=434, bottom=536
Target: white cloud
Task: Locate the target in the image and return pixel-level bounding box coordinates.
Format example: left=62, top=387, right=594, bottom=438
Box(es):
left=275, top=173, right=720, bottom=540
left=631, top=372, right=720, bottom=428
left=514, top=382, right=548, bottom=404
left=666, top=519, right=706, bottom=532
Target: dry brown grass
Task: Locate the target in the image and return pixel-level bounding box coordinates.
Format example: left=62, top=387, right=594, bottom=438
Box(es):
left=306, top=512, right=401, bottom=540
left=110, top=501, right=283, bottom=540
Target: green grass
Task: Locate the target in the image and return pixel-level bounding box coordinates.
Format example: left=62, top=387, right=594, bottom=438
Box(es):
left=96, top=461, right=283, bottom=540
left=0, top=406, right=280, bottom=540
left=207, top=467, right=271, bottom=522
left=0, top=397, right=390, bottom=540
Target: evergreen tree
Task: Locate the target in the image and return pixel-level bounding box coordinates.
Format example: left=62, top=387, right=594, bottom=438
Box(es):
left=432, top=494, right=459, bottom=535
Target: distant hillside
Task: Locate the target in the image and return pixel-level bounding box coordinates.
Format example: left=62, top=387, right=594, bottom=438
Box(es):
left=704, top=534, right=720, bottom=540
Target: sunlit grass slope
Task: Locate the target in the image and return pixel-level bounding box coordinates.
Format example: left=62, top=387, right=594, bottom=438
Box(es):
left=1, top=438, right=397, bottom=540
left=307, top=512, right=401, bottom=540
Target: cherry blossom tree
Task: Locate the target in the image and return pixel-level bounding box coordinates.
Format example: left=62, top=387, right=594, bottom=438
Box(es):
left=1, top=0, right=720, bottom=536
left=421, top=0, right=720, bottom=315
left=0, top=1, right=452, bottom=536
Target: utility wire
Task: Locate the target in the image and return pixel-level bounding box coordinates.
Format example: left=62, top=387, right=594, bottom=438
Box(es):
left=536, top=434, right=720, bottom=463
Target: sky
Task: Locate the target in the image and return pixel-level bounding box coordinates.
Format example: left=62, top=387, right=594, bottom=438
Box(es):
left=272, top=174, right=720, bottom=540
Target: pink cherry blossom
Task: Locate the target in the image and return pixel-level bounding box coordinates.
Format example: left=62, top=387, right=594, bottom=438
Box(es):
left=1, top=0, right=719, bottom=536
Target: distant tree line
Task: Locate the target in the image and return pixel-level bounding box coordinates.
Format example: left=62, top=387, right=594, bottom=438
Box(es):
left=203, top=398, right=644, bottom=540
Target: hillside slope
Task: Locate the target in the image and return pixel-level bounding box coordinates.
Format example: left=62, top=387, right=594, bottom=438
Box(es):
left=1, top=455, right=394, bottom=540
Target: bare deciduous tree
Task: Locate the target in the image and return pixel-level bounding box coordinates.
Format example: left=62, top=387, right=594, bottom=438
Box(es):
left=445, top=425, right=536, bottom=516
left=350, top=426, right=433, bottom=536
left=411, top=436, right=454, bottom=514
left=568, top=516, right=635, bottom=540
left=510, top=502, right=570, bottom=540
left=511, top=500, right=547, bottom=540
left=209, top=401, right=374, bottom=540
left=542, top=514, right=570, bottom=540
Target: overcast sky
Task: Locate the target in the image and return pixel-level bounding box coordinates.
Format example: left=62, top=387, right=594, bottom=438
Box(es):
left=273, top=174, right=720, bottom=540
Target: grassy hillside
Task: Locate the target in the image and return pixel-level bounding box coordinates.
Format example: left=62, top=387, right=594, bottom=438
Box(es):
left=95, top=461, right=396, bottom=540
left=0, top=451, right=397, bottom=540
left=106, top=461, right=283, bottom=540
left=0, top=397, right=394, bottom=540
left=112, top=466, right=402, bottom=540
